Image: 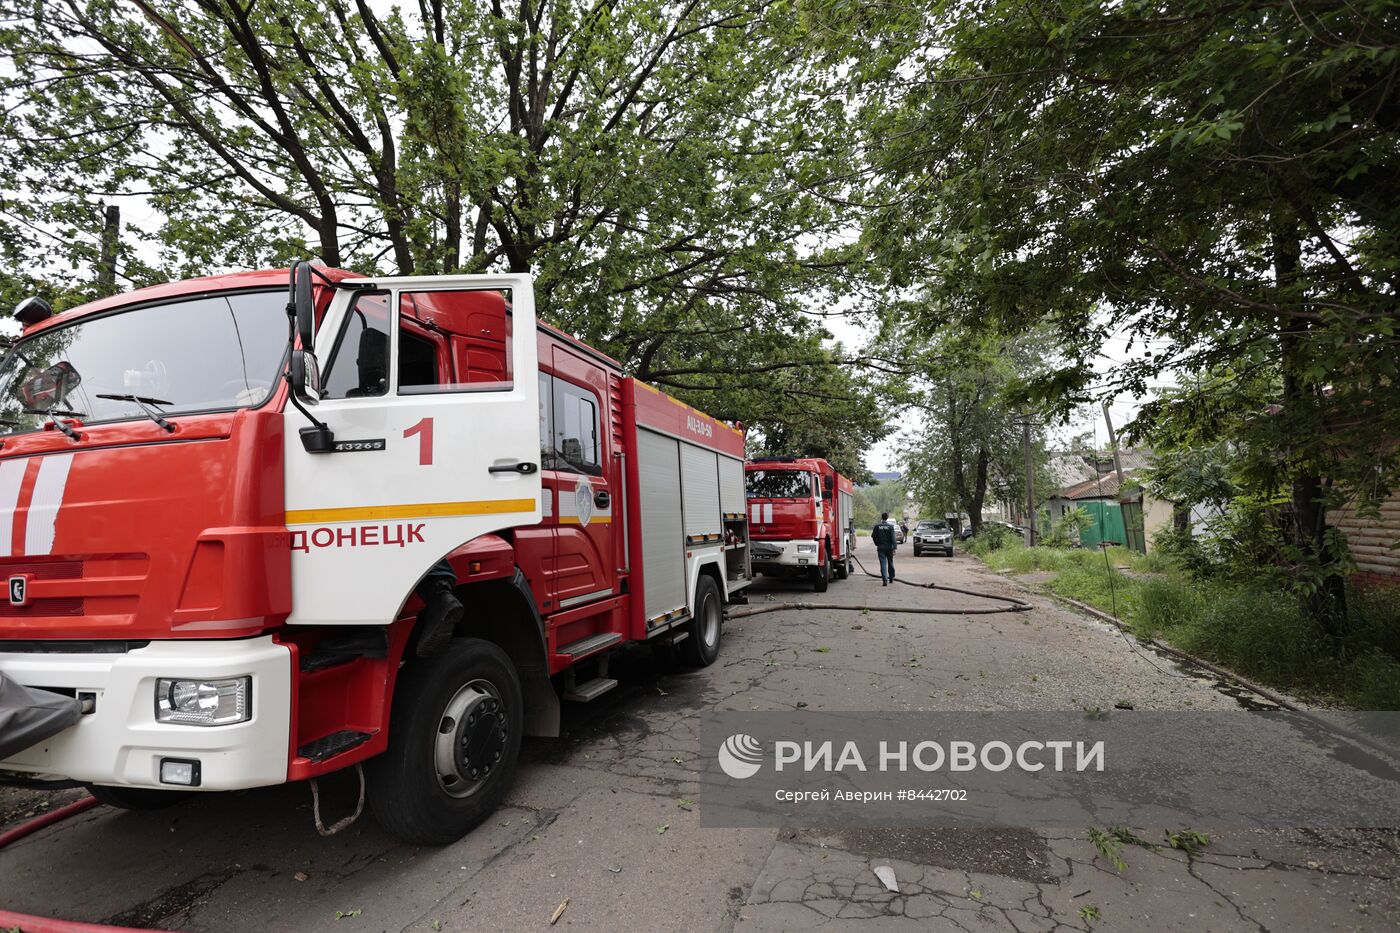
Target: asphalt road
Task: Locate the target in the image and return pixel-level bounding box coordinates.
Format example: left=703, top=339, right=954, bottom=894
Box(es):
left=2, top=552, right=1397, bottom=931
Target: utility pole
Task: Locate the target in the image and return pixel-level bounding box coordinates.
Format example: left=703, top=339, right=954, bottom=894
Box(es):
left=1101, top=402, right=1126, bottom=487
left=1020, top=416, right=1035, bottom=547
left=97, top=203, right=120, bottom=297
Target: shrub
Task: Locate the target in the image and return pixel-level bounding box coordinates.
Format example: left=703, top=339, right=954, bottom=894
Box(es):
left=965, top=522, right=1016, bottom=557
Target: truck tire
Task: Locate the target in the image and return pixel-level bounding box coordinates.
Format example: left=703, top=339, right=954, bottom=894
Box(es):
left=832, top=545, right=847, bottom=580
left=85, top=785, right=190, bottom=810
left=367, top=638, right=523, bottom=845
left=813, top=552, right=830, bottom=593
left=681, top=575, right=722, bottom=667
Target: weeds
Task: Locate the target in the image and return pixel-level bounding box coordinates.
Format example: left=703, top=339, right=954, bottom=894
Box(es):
left=1086, top=827, right=1129, bottom=870
left=1087, top=826, right=1183, bottom=871
left=1165, top=829, right=1209, bottom=857
left=978, top=542, right=1400, bottom=709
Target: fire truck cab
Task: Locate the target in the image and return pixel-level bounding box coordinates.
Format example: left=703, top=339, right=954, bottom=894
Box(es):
left=744, top=457, right=855, bottom=591
left=0, top=265, right=751, bottom=844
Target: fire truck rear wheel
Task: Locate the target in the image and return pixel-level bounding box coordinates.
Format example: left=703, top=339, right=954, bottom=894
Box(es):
left=681, top=575, right=722, bottom=667
left=85, top=784, right=191, bottom=810
left=367, top=638, right=523, bottom=845
left=813, top=552, right=831, bottom=593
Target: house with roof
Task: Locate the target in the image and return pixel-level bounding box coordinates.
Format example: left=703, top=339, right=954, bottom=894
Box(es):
left=1045, top=471, right=1131, bottom=549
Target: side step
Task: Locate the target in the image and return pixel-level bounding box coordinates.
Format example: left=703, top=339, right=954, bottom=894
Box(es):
left=564, top=677, right=618, bottom=702
left=298, top=729, right=373, bottom=763
left=556, top=631, right=622, bottom=661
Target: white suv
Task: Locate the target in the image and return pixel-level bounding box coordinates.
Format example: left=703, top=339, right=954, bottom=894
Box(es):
left=912, top=520, right=955, bottom=557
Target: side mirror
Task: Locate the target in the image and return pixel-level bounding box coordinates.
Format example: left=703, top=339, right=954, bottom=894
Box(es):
left=20, top=361, right=81, bottom=410
left=290, top=349, right=321, bottom=403
left=294, top=261, right=315, bottom=352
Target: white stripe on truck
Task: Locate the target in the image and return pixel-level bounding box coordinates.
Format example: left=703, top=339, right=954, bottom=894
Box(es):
left=0, top=458, right=26, bottom=557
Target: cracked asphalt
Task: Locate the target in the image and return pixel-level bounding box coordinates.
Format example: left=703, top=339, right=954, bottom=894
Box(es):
left=2, top=553, right=1397, bottom=931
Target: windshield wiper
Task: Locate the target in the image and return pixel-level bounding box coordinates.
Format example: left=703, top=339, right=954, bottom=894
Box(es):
left=22, top=406, right=85, bottom=440
left=96, top=394, right=176, bottom=433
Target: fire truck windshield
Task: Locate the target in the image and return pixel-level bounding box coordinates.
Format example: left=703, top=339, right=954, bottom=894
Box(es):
left=0, top=290, right=287, bottom=435
left=745, top=469, right=813, bottom=499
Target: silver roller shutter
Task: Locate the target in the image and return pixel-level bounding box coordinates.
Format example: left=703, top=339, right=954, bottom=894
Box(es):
left=680, top=442, right=721, bottom=539
left=718, top=454, right=745, bottom=516
left=637, top=428, right=687, bottom=619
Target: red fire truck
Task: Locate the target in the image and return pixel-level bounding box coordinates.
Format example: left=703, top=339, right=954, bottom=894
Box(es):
left=0, top=264, right=752, bottom=844
left=744, top=457, right=855, bottom=591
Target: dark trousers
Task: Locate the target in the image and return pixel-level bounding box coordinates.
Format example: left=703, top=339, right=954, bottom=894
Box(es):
left=877, top=547, right=896, bottom=582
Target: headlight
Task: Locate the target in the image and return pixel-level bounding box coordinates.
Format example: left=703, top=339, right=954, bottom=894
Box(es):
left=796, top=544, right=817, bottom=554
left=156, top=677, right=250, bottom=726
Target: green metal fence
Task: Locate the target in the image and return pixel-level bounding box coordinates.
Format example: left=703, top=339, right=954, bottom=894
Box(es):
left=1078, top=500, right=1126, bottom=549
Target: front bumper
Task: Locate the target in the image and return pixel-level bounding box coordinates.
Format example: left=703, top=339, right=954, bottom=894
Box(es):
left=750, top=538, right=821, bottom=569
left=914, top=537, right=954, bottom=550
left=0, top=635, right=291, bottom=790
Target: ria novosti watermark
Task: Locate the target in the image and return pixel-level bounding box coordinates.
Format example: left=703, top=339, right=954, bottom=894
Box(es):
left=720, top=734, right=1104, bottom=780
left=699, top=711, right=1400, bottom=829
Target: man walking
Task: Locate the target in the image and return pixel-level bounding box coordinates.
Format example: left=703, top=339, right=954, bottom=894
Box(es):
left=871, top=511, right=898, bottom=586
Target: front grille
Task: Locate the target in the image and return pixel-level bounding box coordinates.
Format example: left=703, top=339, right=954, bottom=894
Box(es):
left=0, top=560, right=84, bottom=580
left=0, top=598, right=85, bottom=617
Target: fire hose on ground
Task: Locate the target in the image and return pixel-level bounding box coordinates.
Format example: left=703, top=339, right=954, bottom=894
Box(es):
left=2, top=551, right=1355, bottom=933
left=726, top=553, right=1035, bottom=620
left=0, top=796, right=168, bottom=933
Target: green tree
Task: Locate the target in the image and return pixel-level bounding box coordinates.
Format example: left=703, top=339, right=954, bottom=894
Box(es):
left=896, top=323, right=1056, bottom=533
left=0, top=0, right=887, bottom=457
left=854, top=478, right=908, bottom=529
left=844, top=0, right=1400, bottom=621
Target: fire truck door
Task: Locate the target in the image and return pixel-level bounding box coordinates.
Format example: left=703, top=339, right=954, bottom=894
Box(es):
left=543, top=346, right=615, bottom=609
left=284, top=274, right=542, bottom=626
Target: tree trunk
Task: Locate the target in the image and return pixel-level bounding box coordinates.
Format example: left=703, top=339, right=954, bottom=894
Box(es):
left=947, top=382, right=969, bottom=517
left=316, top=197, right=342, bottom=267
left=443, top=181, right=462, bottom=273
left=471, top=202, right=490, bottom=261
left=969, top=444, right=989, bottom=533
left=96, top=203, right=120, bottom=297
left=1274, top=217, right=1345, bottom=627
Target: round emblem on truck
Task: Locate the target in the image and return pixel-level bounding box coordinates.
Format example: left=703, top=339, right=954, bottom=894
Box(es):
left=575, top=478, right=594, bottom=527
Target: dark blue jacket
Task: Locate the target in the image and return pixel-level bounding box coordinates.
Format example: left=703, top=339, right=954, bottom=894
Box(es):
left=871, top=521, right=897, bottom=551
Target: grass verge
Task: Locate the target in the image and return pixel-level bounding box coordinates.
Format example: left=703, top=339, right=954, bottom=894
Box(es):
left=977, top=542, right=1400, bottom=709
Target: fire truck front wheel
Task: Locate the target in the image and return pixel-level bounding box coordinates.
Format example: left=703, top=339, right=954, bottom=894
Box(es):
left=367, top=638, right=523, bottom=845
left=681, top=575, right=723, bottom=667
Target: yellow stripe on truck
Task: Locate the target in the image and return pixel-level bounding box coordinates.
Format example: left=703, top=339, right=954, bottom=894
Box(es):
left=286, top=498, right=538, bottom=525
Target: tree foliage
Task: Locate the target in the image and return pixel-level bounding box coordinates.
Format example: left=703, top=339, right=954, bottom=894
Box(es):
left=896, top=322, right=1057, bottom=531
left=841, top=0, right=1400, bottom=613
left=0, top=0, right=888, bottom=460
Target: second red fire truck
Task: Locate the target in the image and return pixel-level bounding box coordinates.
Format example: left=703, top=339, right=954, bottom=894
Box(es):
left=744, top=457, right=855, bottom=591
left=0, top=264, right=751, bottom=844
